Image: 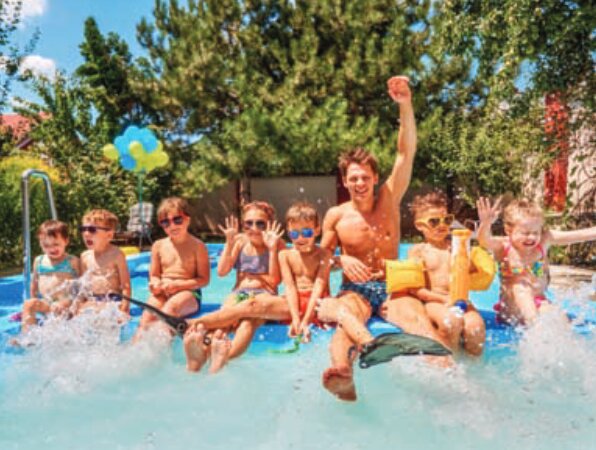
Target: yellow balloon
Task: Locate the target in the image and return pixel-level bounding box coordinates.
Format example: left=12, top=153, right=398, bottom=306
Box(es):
left=102, top=144, right=119, bottom=161
left=154, top=151, right=169, bottom=167
left=129, top=140, right=145, bottom=159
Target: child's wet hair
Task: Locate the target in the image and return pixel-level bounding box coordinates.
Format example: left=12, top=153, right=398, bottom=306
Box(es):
left=409, top=190, right=448, bottom=219
left=82, top=209, right=119, bottom=231
left=285, top=202, right=319, bottom=227
left=37, top=220, right=69, bottom=240
left=338, top=147, right=379, bottom=177
left=242, top=201, right=275, bottom=221
left=503, top=199, right=544, bottom=229
left=157, top=197, right=191, bottom=222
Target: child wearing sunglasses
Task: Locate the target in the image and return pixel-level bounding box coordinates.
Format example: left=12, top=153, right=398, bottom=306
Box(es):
left=134, top=197, right=210, bottom=339
left=477, top=197, right=596, bottom=326
left=407, top=192, right=486, bottom=355
left=79, top=209, right=131, bottom=314
left=18, top=220, right=81, bottom=333
left=183, top=200, right=284, bottom=374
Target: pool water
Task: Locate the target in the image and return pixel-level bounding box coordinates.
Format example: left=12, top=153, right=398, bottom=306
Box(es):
left=1, top=246, right=595, bottom=449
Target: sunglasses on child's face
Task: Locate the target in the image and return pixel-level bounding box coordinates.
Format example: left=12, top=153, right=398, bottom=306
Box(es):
left=79, top=225, right=111, bottom=234
left=288, top=228, right=315, bottom=240
left=159, top=215, right=185, bottom=229
left=416, top=214, right=455, bottom=229
left=243, top=220, right=267, bottom=231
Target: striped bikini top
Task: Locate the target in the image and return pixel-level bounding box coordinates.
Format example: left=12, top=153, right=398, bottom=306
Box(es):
left=234, top=248, right=270, bottom=274
left=499, top=242, right=546, bottom=278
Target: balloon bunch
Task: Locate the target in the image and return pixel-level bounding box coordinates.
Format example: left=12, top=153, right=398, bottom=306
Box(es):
left=102, top=125, right=169, bottom=173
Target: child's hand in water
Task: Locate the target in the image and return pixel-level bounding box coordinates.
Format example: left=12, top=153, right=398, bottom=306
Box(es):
left=387, top=76, right=411, bottom=104
left=298, top=321, right=311, bottom=343
left=263, top=220, right=283, bottom=250
left=218, top=215, right=239, bottom=243
left=288, top=317, right=301, bottom=338
left=477, top=197, right=502, bottom=225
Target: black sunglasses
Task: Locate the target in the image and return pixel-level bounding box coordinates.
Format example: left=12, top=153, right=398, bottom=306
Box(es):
left=243, top=220, right=267, bottom=231
left=159, top=215, right=185, bottom=228
left=79, top=225, right=111, bottom=234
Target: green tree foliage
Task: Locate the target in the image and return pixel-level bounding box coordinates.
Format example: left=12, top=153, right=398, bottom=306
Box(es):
left=136, top=0, right=480, bottom=193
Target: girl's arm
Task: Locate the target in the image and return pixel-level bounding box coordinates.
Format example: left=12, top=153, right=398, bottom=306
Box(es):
left=116, top=250, right=131, bottom=313
left=217, top=215, right=242, bottom=276
left=545, top=227, right=596, bottom=246
left=261, top=221, right=285, bottom=287
left=30, top=257, right=39, bottom=299
left=476, top=197, right=505, bottom=253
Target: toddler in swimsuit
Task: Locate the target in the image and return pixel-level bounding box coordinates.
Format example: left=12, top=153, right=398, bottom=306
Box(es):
left=19, top=220, right=81, bottom=333
left=477, top=197, right=596, bottom=325
left=135, top=197, right=210, bottom=339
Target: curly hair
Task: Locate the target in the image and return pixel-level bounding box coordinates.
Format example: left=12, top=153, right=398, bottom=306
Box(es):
left=409, top=191, right=448, bottom=219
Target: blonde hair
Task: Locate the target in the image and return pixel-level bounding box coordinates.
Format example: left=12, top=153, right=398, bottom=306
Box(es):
left=409, top=191, right=448, bottom=219
left=82, top=209, right=119, bottom=231
left=503, top=199, right=544, bottom=230
left=242, top=201, right=275, bottom=221
left=285, top=201, right=319, bottom=227
left=157, top=197, right=191, bottom=222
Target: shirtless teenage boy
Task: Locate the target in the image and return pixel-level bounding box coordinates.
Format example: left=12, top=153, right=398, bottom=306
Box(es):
left=320, top=76, right=447, bottom=401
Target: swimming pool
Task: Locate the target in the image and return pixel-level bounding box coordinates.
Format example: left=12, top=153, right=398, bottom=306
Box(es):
left=1, top=244, right=595, bottom=449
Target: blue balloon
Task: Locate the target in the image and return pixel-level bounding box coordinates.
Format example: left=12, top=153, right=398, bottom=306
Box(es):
left=124, top=125, right=141, bottom=142
left=140, top=129, right=158, bottom=153
left=120, top=154, right=137, bottom=171
left=114, top=136, right=129, bottom=155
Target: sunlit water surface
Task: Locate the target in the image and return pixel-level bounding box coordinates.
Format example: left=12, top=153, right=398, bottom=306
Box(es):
left=1, top=256, right=595, bottom=450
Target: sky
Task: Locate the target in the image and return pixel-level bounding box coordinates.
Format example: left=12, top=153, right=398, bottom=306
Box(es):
left=7, top=0, right=155, bottom=111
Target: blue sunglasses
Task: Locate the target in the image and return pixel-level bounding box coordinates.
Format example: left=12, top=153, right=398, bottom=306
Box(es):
left=288, top=228, right=315, bottom=240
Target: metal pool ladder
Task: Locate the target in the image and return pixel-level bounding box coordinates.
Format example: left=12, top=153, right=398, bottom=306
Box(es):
left=21, top=169, right=58, bottom=300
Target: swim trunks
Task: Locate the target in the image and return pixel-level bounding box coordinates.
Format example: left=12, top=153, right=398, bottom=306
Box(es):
left=339, top=281, right=388, bottom=316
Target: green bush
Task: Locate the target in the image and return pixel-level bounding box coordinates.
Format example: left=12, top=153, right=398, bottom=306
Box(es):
left=0, top=155, right=62, bottom=270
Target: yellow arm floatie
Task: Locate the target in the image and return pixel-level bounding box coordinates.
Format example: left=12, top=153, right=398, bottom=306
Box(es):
left=469, top=246, right=496, bottom=291
left=385, top=259, right=425, bottom=293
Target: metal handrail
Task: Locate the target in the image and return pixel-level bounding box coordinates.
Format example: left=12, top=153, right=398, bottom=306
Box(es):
left=21, top=169, right=57, bottom=300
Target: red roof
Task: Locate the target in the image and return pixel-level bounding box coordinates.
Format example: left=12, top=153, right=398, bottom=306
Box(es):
left=0, top=113, right=50, bottom=146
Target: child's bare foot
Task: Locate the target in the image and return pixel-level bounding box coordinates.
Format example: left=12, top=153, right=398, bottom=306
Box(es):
left=183, top=324, right=209, bottom=372
left=208, top=330, right=231, bottom=374
left=322, top=366, right=357, bottom=402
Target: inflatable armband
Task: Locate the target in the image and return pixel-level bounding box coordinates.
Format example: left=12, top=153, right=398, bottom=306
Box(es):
left=469, top=246, right=496, bottom=291
left=386, top=259, right=425, bottom=293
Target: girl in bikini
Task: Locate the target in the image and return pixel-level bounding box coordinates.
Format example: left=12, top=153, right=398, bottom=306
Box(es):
left=183, top=201, right=285, bottom=373
left=477, top=197, right=596, bottom=325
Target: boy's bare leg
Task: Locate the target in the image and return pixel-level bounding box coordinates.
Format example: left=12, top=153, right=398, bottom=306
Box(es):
left=162, top=290, right=200, bottom=318
left=228, top=318, right=265, bottom=359
left=424, top=302, right=464, bottom=351
left=462, top=310, right=485, bottom=356
left=183, top=323, right=209, bottom=372
left=208, top=329, right=232, bottom=374
left=135, top=295, right=166, bottom=334
left=382, top=296, right=454, bottom=365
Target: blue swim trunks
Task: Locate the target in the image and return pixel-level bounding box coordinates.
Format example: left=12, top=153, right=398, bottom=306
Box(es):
left=339, top=281, right=388, bottom=315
